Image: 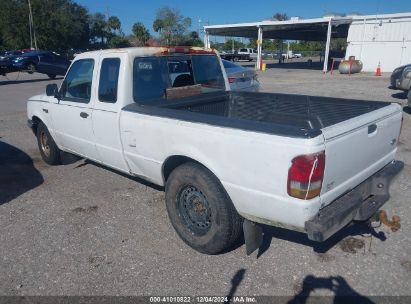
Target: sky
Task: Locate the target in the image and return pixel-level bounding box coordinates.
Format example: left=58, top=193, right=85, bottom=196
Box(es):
left=77, top=0, right=411, bottom=37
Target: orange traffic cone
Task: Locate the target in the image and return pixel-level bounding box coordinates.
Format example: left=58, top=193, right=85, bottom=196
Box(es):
left=376, top=62, right=381, bottom=76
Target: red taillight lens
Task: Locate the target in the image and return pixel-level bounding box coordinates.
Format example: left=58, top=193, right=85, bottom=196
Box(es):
left=228, top=77, right=236, bottom=83
left=287, top=151, right=325, bottom=200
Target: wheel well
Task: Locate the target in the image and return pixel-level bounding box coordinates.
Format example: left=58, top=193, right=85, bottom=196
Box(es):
left=31, top=116, right=42, bottom=134
left=162, top=155, right=203, bottom=183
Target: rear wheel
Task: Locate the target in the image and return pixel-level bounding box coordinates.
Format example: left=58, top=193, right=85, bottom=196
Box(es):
left=36, top=122, right=61, bottom=165
left=27, top=63, right=36, bottom=74
left=165, top=162, right=243, bottom=254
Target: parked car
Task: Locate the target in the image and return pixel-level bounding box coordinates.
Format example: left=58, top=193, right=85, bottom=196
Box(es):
left=0, top=51, right=23, bottom=75
left=222, top=59, right=259, bottom=92
left=390, top=63, right=411, bottom=104
left=220, top=48, right=258, bottom=62
left=27, top=46, right=403, bottom=255
left=12, top=51, right=70, bottom=78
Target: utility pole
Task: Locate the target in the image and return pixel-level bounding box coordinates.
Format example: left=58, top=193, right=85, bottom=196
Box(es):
left=28, top=0, right=37, bottom=49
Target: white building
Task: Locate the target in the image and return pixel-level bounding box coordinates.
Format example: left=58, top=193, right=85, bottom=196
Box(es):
left=346, top=13, right=411, bottom=72
left=204, top=12, right=411, bottom=73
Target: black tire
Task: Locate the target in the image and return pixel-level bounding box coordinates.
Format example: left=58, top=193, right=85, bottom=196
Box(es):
left=47, top=74, right=56, bottom=79
left=27, top=63, right=36, bottom=74
left=36, top=121, right=61, bottom=165
left=233, top=57, right=239, bottom=62
left=165, top=162, right=243, bottom=254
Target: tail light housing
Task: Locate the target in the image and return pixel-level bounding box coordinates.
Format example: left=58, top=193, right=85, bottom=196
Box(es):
left=287, top=151, right=325, bottom=200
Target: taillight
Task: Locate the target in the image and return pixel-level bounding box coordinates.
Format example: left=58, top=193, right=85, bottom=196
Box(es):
left=228, top=77, right=236, bottom=83
left=287, top=151, right=325, bottom=200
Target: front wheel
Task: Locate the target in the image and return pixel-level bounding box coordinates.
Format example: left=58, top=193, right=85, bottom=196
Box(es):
left=36, top=122, right=61, bottom=165
left=165, top=162, right=243, bottom=254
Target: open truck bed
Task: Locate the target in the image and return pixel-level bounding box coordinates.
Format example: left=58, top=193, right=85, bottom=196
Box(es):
left=124, top=91, right=389, bottom=138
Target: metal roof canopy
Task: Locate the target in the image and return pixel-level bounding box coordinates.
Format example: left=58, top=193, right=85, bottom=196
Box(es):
left=204, top=17, right=353, bottom=72
left=205, top=18, right=352, bottom=41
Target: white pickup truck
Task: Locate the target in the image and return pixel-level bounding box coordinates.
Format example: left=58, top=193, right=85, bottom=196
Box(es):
left=27, top=47, right=403, bottom=255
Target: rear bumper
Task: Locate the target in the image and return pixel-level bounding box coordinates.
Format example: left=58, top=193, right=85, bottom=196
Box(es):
left=305, top=160, right=403, bottom=242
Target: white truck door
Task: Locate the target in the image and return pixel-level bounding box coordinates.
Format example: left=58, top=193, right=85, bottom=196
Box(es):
left=92, top=52, right=129, bottom=172
left=51, top=58, right=100, bottom=160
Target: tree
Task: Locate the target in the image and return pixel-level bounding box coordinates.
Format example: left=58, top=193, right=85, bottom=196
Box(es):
left=0, top=0, right=90, bottom=51
left=108, top=35, right=130, bottom=48
left=89, top=12, right=107, bottom=45
left=108, top=16, right=121, bottom=35
left=152, top=6, right=192, bottom=45
left=132, top=22, right=150, bottom=46
left=272, top=13, right=289, bottom=21
left=153, top=19, right=164, bottom=33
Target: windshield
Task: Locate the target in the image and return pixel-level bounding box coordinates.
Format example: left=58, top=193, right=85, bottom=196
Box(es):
left=133, top=55, right=225, bottom=103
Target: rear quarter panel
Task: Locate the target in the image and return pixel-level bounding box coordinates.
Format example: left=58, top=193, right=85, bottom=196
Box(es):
left=120, top=111, right=326, bottom=229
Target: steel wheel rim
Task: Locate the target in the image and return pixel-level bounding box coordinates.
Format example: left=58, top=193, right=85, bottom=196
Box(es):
left=177, top=185, right=212, bottom=235
left=40, top=131, right=50, bottom=157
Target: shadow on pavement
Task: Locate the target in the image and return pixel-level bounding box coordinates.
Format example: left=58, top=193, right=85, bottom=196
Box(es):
left=257, top=222, right=385, bottom=258
left=391, top=91, right=408, bottom=100
left=289, top=275, right=374, bottom=304
left=0, top=141, right=44, bottom=205
left=403, top=107, right=411, bottom=115
left=76, top=159, right=164, bottom=191
left=226, top=269, right=246, bottom=300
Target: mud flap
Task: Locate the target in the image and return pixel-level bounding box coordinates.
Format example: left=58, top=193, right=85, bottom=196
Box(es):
left=243, top=219, right=263, bottom=255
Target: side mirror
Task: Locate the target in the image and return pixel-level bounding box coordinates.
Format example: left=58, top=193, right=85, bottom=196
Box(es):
left=46, top=83, right=59, bottom=98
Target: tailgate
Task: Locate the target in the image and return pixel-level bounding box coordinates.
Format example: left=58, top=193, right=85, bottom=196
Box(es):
left=320, top=103, right=402, bottom=206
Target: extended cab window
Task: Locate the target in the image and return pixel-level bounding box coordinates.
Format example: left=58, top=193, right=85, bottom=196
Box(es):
left=133, top=55, right=225, bottom=103
left=98, top=58, right=120, bottom=103
left=133, top=57, right=169, bottom=102
left=60, top=59, right=94, bottom=103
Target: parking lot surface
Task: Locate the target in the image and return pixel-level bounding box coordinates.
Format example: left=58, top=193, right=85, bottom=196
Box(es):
left=1, top=67, right=410, bottom=300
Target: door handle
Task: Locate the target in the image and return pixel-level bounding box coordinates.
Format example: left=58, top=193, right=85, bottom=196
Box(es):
left=368, top=124, right=377, bottom=134
left=80, top=112, right=89, bottom=119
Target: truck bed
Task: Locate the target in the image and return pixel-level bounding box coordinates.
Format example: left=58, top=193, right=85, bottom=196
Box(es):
left=123, top=91, right=389, bottom=138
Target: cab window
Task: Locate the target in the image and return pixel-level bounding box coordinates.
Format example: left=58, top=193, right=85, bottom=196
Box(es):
left=60, top=59, right=94, bottom=103
left=98, top=58, right=120, bottom=103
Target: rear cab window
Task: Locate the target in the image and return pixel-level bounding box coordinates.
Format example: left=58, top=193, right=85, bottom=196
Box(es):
left=133, top=55, right=225, bottom=103
left=98, top=58, right=120, bottom=103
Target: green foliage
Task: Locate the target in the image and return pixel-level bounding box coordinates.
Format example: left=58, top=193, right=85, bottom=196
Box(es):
left=272, top=13, right=289, bottom=21
left=132, top=22, right=151, bottom=46
left=152, top=6, right=192, bottom=45
left=212, top=39, right=246, bottom=52
left=108, top=16, right=121, bottom=34
left=108, top=35, right=131, bottom=48
left=0, top=0, right=90, bottom=50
